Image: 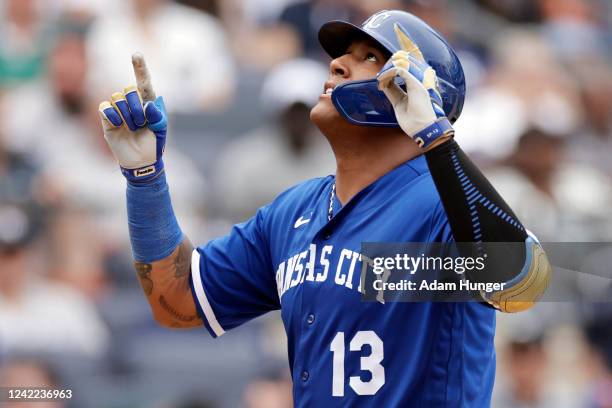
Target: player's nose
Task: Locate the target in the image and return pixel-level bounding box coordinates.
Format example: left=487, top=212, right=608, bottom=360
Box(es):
left=329, top=55, right=350, bottom=79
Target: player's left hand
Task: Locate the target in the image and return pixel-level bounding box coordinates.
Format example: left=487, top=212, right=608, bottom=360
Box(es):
left=377, top=29, right=454, bottom=149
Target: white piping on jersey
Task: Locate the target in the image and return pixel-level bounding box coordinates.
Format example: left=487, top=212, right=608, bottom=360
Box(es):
left=191, top=249, right=226, bottom=337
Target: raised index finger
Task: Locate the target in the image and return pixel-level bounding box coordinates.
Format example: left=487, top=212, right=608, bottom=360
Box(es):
left=132, top=52, right=156, bottom=102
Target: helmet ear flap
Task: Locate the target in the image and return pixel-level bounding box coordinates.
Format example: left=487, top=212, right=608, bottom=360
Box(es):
left=331, top=78, right=400, bottom=127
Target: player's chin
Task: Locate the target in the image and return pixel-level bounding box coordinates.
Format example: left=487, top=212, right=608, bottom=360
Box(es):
left=310, top=98, right=340, bottom=128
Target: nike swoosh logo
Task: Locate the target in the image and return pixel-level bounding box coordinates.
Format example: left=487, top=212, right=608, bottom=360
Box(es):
left=294, top=216, right=311, bottom=228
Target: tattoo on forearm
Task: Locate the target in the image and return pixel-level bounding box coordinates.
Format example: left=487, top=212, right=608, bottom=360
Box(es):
left=132, top=239, right=200, bottom=327
left=174, top=240, right=191, bottom=278
left=159, top=295, right=198, bottom=322
left=135, top=262, right=153, bottom=296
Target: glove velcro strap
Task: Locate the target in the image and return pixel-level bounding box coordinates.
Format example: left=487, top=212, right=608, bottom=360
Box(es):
left=413, top=118, right=454, bottom=149
left=121, top=159, right=165, bottom=184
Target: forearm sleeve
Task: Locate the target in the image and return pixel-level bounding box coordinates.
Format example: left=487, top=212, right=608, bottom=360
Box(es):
left=425, top=140, right=550, bottom=312
left=425, top=140, right=527, bottom=244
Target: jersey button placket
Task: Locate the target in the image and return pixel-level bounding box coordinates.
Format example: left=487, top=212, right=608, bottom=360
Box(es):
left=323, top=229, right=332, bottom=240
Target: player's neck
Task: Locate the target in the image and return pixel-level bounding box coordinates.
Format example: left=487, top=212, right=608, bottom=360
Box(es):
left=330, top=131, right=422, bottom=205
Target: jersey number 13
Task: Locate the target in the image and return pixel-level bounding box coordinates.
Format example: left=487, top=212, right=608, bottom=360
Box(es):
left=329, top=331, right=385, bottom=397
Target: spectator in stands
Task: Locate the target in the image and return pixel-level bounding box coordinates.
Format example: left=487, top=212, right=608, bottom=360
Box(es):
left=0, top=128, right=40, bottom=209
left=495, top=335, right=551, bottom=408
left=538, top=0, right=609, bottom=61
left=212, top=58, right=334, bottom=221
left=0, top=0, right=50, bottom=87
left=0, top=201, right=110, bottom=358
left=86, top=0, right=236, bottom=113
left=493, top=310, right=586, bottom=408
left=454, top=30, right=583, bottom=160
left=567, top=61, right=612, bottom=179
left=0, top=16, right=96, bottom=157
left=219, top=0, right=302, bottom=70
left=485, top=128, right=612, bottom=241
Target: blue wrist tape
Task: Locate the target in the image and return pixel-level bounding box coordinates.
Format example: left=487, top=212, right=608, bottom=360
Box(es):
left=126, top=171, right=183, bottom=262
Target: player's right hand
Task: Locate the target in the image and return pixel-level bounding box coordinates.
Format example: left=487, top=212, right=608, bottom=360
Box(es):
left=376, top=24, right=454, bottom=150
left=98, top=53, right=168, bottom=183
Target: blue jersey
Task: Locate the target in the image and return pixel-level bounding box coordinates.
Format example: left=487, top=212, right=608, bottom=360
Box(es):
left=190, top=155, right=496, bottom=407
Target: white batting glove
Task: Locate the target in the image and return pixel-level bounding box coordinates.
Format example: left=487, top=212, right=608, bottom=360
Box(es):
left=377, top=24, right=454, bottom=149
left=98, top=54, right=168, bottom=183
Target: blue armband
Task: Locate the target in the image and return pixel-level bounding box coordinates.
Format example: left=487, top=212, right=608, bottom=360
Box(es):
left=126, top=171, right=183, bottom=262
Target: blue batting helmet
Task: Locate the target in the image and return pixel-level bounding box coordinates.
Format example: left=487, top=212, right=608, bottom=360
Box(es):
left=318, top=10, right=465, bottom=126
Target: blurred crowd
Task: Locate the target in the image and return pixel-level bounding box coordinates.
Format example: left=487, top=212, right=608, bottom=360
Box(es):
left=0, top=0, right=610, bottom=407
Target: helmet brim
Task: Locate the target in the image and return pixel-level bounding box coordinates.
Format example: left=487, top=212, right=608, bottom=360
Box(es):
left=318, top=21, right=392, bottom=60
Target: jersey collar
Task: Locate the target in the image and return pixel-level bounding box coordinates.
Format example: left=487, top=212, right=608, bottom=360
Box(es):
left=325, top=154, right=429, bottom=225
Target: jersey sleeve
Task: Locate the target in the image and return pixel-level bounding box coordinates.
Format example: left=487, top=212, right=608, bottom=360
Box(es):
left=189, top=206, right=280, bottom=338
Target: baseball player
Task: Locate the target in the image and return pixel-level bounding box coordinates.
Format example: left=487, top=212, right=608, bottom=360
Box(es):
left=98, top=10, right=550, bottom=407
